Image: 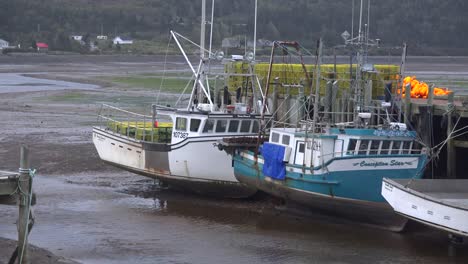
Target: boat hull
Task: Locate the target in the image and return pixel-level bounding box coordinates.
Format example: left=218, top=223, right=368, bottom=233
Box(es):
left=382, top=178, right=468, bottom=237
left=233, top=152, right=427, bottom=231
left=93, top=127, right=256, bottom=198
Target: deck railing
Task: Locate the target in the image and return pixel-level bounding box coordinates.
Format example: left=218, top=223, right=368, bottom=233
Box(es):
left=96, top=104, right=172, bottom=143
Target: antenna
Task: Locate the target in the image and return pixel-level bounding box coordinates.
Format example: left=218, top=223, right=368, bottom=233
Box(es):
left=351, top=0, right=354, bottom=40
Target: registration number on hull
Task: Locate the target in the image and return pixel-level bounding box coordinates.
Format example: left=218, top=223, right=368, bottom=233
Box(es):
left=173, top=132, right=188, bottom=139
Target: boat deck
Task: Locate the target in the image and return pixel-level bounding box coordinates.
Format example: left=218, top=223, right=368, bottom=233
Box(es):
left=390, top=179, right=468, bottom=209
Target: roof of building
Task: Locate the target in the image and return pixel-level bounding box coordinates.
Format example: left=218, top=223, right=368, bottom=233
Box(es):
left=36, top=42, right=49, bottom=48
left=114, top=36, right=133, bottom=41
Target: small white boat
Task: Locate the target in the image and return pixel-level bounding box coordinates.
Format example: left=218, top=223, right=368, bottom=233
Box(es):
left=382, top=178, right=468, bottom=237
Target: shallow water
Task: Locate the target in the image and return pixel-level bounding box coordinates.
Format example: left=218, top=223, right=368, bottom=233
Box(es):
left=1, top=173, right=467, bottom=264
left=0, top=73, right=97, bottom=93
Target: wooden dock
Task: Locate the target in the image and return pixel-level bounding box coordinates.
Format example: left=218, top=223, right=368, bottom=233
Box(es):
left=0, top=146, right=35, bottom=264
left=404, top=91, right=468, bottom=179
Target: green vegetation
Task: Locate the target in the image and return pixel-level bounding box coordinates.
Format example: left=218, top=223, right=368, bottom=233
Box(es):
left=0, top=0, right=467, bottom=55
left=106, top=75, right=191, bottom=92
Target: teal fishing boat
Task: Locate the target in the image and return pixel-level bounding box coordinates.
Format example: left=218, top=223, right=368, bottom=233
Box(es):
left=222, top=1, right=429, bottom=230
left=232, top=125, right=428, bottom=230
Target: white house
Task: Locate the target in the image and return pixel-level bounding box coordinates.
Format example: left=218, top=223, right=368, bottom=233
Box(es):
left=71, top=35, right=83, bottom=41
left=113, top=36, right=133, bottom=45
left=0, top=39, right=9, bottom=49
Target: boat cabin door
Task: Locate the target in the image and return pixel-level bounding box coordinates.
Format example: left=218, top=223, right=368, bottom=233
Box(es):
left=294, top=141, right=306, bottom=165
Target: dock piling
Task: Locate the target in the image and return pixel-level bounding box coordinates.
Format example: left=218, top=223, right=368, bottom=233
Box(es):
left=18, top=145, right=32, bottom=264
left=447, top=92, right=456, bottom=179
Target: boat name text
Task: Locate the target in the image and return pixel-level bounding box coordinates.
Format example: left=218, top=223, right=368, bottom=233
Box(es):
left=353, top=160, right=413, bottom=167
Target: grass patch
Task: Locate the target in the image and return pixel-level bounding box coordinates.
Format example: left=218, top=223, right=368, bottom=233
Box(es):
left=107, top=75, right=192, bottom=93
left=46, top=92, right=94, bottom=103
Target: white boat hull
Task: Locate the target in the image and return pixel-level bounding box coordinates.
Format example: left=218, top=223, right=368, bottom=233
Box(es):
left=92, top=127, right=256, bottom=198
left=382, top=178, right=468, bottom=237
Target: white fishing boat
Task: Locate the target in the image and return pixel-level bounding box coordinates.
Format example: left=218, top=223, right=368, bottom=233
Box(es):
left=92, top=0, right=270, bottom=197
left=382, top=178, right=468, bottom=238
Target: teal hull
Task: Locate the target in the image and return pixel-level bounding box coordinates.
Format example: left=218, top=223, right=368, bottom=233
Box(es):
left=233, top=153, right=427, bottom=231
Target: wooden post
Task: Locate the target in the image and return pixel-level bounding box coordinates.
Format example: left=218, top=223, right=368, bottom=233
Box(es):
left=324, top=81, right=332, bottom=122
left=18, top=145, right=31, bottom=264
left=447, top=92, right=455, bottom=179
left=428, top=84, right=434, bottom=107
left=404, top=83, right=411, bottom=124
left=272, top=77, right=279, bottom=121
left=331, top=81, right=338, bottom=123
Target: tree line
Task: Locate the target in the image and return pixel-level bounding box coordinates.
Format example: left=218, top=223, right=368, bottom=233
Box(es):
left=0, top=0, right=467, bottom=55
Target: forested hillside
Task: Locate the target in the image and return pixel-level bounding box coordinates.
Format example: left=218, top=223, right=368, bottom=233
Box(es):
left=1, top=0, right=467, bottom=55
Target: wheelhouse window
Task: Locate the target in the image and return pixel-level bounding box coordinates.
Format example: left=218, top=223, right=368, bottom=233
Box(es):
left=175, top=117, right=187, bottom=131
left=215, top=120, right=228, bottom=133
left=202, top=119, right=215, bottom=133
left=391, top=141, right=402, bottom=154
left=190, top=119, right=201, bottom=132
left=381, top=140, right=391, bottom=155
left=411, top=141, right=422, bottom=154
left=347, top=139, right=357, bottom=155
left=228, top=120, right=239, bottom=133
left=369, top=140, right=381, bottom=155
left=271, top=132, right=280, bottom=143
left=358, top=140, right=369, bottom=155
left=298, top=142, right=305, bottom=153
left=402, top=141, right=412, bottom=154
left=282, top=135, right=291, bottom=145
left=240, top=120, right=251, bottom=133
left=252, top=121, right=259, bottom=133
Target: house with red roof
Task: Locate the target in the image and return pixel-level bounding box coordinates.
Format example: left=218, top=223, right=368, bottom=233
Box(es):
left=36, top=42, right=48, bottom=51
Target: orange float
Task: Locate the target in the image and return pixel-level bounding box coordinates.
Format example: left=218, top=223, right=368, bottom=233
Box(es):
left=400, top=76, right=450, bottom=98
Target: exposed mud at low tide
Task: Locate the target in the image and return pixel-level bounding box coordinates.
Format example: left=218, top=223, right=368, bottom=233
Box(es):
left=1, top=55, right=468, bottom=264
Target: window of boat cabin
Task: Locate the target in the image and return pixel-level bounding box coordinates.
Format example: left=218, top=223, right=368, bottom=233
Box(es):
left=391, top=141, right=402, bottom=154
left=298, top=142, right=305, bottom=153
left=215, top=120, right=228, bottom=133
left=411, top=141, right=422, bottom=154
left=381, top=140, right=391, bottom=154
left=240, top=120, right=251, bottom=133
left=347, top=139, right=357, bottom=155
left=369, top=140, right=381, bottom=155
left=228, top=120, right=239, bottom=133
left=282, top=135, right=291, bottom=145
left=252, top=121, right=259, bottom=133
left=175, top=117, right=187, bottom=131
left=402, top=141, right=412, bottom=154
left=190, top=119, right=202, bottom=132
left=271, top=132, right=280, bottom=143
left=202, top=119, right=215, bottom=133
left=358, top=140, right=369, bottom=155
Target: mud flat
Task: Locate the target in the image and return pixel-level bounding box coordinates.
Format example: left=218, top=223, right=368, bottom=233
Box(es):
left=1, top=55, right=468, bottom=264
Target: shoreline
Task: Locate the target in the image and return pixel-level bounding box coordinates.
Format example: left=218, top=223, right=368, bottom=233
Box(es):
left=0, top=237, right=80, bottom=264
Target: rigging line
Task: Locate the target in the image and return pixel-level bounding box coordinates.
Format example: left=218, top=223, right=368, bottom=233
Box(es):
left=432, top=124, right=468, bottom=151
left=431, top=115, right=463, bottom=158
left=173, top=31, right=215, bottom=57
left=156, top=34, right=174, bottom=104
left=275, top=99, right=302, bottom=125
left=174, top=77, right=196, bottom=107
left=297, top=43, right=315, bottom=57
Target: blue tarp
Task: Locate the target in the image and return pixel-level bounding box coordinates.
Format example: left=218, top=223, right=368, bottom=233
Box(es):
left=261, top=142, right=286, bottom=180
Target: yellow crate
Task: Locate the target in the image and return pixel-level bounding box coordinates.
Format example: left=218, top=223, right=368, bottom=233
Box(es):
left=225, top=62, right=400, bottom=99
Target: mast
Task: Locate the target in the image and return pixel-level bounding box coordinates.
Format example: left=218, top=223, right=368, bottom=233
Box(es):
left=253, top=0, right=258, bottom=61
left=200, top=0, right=206, bottom=60
left=208, top=0, right=215, bottom=60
